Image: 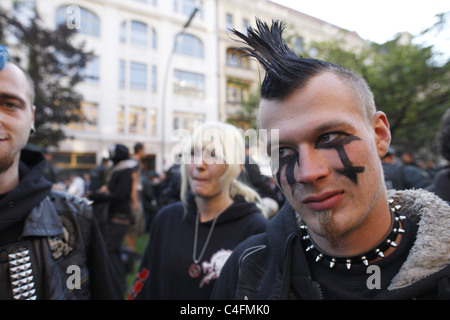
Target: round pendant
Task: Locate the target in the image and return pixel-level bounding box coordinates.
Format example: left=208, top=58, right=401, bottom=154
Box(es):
left=188, top=263, right=201, bottom=278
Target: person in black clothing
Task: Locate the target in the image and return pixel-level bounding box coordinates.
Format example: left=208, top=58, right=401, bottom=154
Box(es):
left=89, top=157, right=109, bottom=192
left=141, top=170, right=160, bottom=232
left=89, top=143, right=134, bottom=296
left=426, top=108, right=450, bottom=201
left=238, top=144, right=283, bottom=217
left=381, top=147, right=431, bottom=190
left=0, top=45, right=121, bottom=299
left=212, top=19, right=450, bottom=300
left=129, top=121, right=267, bottom=300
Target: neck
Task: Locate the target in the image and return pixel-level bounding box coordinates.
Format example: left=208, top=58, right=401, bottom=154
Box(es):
left=310, top=198, right=395, bottom=258
left=196, top=193, right=233, bottom=223
left=300, top=197, right=406, bottom=268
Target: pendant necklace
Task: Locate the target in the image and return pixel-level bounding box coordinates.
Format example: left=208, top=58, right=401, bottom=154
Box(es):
left=188, top=211, right=220, bottom=278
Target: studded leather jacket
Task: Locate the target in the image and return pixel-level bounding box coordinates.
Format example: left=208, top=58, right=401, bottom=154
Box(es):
left=0, top=149, right=122, bottom=300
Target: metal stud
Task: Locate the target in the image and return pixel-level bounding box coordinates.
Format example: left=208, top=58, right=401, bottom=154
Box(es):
left=361, top=256, right=368, bottom=266
left=329, top=258, right=336, bottom=268
left=346, top=259, right=352, bottom=269
left=375, top=248, right=384, bottom=258
left=315, top=253, right=323, bottom=262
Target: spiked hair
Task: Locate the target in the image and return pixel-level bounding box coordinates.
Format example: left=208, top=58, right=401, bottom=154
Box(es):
left=232, top=19, right=377, bottom=122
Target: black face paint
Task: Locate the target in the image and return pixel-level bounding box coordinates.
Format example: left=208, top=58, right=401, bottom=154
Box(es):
left=276, top=152, right=298, bottom=187
left=274, top=134, right=365, bottom=189
left=318, top=134, right=365, bottom=184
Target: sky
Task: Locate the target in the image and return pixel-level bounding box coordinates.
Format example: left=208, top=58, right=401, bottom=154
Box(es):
left=271, top=0, right=450, bottom=58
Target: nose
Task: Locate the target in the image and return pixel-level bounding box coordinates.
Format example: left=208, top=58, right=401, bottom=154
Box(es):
left=295, top=146, right=330, bottom=185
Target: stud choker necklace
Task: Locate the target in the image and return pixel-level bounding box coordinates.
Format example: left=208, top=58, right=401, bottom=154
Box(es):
left=298, top=199, right=406, bottom=269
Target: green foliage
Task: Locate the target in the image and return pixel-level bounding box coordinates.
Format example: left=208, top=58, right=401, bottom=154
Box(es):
left=304, top=16, right=450, bottom=154
left=0, top=5, right=93, bottom=147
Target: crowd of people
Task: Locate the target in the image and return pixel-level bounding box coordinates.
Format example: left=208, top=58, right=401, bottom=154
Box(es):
left=0, top=17, right=449, bottom=302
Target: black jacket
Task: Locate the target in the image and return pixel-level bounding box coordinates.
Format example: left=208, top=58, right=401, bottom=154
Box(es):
left=90, top=159, right=134, bottom=220
left=212, top=189, right=450, bottom=300
left=426, top=166, right=450, bottom=202
left=0, top=149, right=122, bottom=300
left=129, top=193, right=267, bottom=300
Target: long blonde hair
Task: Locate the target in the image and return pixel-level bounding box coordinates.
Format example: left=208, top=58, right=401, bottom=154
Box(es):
left=180, top=121, right=265, bottom=216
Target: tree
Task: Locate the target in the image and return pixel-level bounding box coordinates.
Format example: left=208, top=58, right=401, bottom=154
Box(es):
left=307, top=15, right=450, bottom=155
left=0, top=3, right=93, bottom=147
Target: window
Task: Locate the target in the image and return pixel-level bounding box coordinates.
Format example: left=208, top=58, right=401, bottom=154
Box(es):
left=173, top=111, right=204, bottom=132
left=226, top=82, right=248, bottom=104
left=52, top=152, right=97, bottom=170
left=120, top=21, right=126, bottom=44
left=120, top=21, right=157, bottom=49
left=66, top=102, right=99, bottom=132
left=129, top=106, right=147, bottom=134
left=131, top=21, right=148, bottom=47
left=117, top=105, right=157, bottom=136
left=173, top=0, right=204, bottom=19
left=81, top=56, right=100, bottom=83
left=119, top=60, right=126, bottom=88
left=242, top=18, right=249, bottom=36
left=117, top=105, right=125, bottom=133
left=174, top=34, right=203, bottom=58
left=226, top=48, right=249, bottom=68
left=130, top=62, right=147, bottom=90
left=226, top=14, right=233, bottom=31
left=55, top=5, right=100, bottom=37
left=151, top=65, right=157, bottom=91
left=151, top=28, right=157, bottom=49
left=173, top=69, right=204, bottom=98
left=148, top=108, right=157, bottom=136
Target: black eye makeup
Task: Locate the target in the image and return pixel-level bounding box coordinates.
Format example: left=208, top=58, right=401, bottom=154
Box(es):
left=273, top=132, right=365, bottom=189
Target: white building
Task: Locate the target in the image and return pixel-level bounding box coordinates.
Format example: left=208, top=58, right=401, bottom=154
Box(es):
left=1, top=0, right=366, bottom=176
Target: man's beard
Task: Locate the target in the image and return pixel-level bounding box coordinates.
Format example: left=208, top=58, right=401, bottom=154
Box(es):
left=0, top=151, right=16, bottom=175
left=317, top=210, right=341, bottom=248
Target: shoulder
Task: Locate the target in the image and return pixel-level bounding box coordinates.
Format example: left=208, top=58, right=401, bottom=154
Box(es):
left=49, top=190, right=93, bottom=218
left=152, top=201, right=185, bottom=226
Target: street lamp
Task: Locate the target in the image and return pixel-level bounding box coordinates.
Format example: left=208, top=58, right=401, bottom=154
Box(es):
left=160, top=8, right=199, bottom=171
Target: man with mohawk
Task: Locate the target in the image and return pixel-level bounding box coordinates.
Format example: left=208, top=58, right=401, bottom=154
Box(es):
left=212, top=19, right=450, bottom=300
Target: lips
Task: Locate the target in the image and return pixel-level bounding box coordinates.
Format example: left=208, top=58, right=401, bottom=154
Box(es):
left=302, top=191, right=345, bottom=212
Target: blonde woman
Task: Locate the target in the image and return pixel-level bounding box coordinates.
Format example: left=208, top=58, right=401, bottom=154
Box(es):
left=129, top=122, right=267, bottom=300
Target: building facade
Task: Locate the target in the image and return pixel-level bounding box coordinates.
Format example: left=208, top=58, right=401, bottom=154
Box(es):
left=2, top=0, right=366, bottom=176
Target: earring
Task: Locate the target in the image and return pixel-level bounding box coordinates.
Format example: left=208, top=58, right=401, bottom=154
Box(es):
left=30, top=128, right=36, bottom=136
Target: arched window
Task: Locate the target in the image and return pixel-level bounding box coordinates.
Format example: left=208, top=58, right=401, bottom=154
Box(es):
left=55, top=5, right=100, bottom=37
left=119, top=20, right=157, bottom=49
left=131, top=21, right=148, bottom=47
left=174, top=34, right=203, bottom=59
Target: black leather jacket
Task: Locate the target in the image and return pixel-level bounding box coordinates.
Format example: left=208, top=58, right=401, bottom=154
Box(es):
left=0, top=190, right=122, bottom=299
left=0, top=149, right=122, bottom=300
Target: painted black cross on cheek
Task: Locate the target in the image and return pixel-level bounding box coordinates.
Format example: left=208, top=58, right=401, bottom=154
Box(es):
left=274, top=134, right=365, bottom=189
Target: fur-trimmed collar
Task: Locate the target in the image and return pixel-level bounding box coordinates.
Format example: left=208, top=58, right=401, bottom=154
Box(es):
left=387, top=189, right=450, bottom=290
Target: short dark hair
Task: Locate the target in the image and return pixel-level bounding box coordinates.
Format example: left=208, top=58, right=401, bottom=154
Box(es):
left=134, top=142, right=144, bottom=154
left=232, top=19, right=377, bottom=123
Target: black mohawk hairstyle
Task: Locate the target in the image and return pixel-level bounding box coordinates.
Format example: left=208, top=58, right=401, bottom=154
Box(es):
left=232, top=18, right=333, bottom=99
